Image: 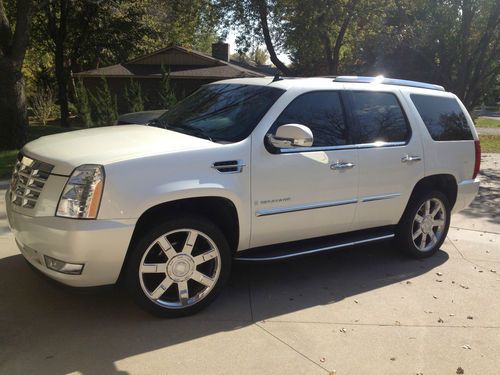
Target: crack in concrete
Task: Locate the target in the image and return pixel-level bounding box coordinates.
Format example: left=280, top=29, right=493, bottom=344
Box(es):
left=255, top=322, right=331, bottom=373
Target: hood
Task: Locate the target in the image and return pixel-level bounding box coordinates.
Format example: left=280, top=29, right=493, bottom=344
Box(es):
left=23, top=125, right=216, bottom=175
left=117, top=110, right=167, bottom=125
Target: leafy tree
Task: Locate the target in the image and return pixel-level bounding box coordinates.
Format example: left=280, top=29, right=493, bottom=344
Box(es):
left=74, top=79, right=91, bottom=127
left=372, top=0, right=500, bottom=108
left=124, top=79, right=144, bottom=113
left=90, top=78, right=117, bottom=127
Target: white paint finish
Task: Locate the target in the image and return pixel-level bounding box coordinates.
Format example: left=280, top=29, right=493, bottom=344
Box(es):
left=4, top=77, right=480, bottom=288
left=250, top=142, right=359, bottom=247
left=23, top=125, right=217, bottom=175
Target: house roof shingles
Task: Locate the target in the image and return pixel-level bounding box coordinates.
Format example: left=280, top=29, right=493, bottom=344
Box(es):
left=75, top=45, right=272, bottom=79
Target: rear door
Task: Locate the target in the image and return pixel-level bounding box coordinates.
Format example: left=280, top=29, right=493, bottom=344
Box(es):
left=346, top=90, right=424, bottom=230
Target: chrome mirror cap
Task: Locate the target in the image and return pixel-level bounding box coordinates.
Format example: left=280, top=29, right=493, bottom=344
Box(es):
left=267, top=124, right=314, bottom=149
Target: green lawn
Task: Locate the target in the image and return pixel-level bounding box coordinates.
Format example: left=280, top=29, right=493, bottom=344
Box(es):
left=0, top=123, right=84, bottom=180
left=475, top=117, right=500, bottom=128
left=480, top=135, right=500, bottom=153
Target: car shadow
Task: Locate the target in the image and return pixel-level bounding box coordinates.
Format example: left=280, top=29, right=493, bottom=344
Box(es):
left=0, top=242, right=448, bottom=374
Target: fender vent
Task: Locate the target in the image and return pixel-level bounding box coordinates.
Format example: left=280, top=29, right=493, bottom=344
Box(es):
left=211, top=160, right=245, bottom=174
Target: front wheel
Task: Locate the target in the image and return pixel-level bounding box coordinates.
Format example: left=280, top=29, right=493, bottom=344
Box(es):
left=126, top=216, right=231, bottom=317
left=397, top=191, right=450, bottom=258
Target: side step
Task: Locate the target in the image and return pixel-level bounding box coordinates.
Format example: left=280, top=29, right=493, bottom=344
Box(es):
left=234, top=226, right=395, bottom=262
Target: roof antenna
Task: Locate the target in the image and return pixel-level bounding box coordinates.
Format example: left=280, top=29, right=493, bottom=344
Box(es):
left=272, top=74, right=283, bottom=82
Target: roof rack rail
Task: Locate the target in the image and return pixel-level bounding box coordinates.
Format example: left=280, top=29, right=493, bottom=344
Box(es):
left=334, top=75, right=445, bottom=92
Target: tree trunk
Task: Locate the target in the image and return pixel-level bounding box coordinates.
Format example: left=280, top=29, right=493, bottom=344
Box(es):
left=55, top=42, right=69, bottom=127
left=0, top=0, right=34, bottom=150
left=0, top=57, right=28, bottom=150
left=255, top=0, right=292, bottom=76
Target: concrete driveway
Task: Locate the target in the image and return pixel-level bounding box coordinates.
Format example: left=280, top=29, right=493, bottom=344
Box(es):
left=0, top=155, right=499, bottom=375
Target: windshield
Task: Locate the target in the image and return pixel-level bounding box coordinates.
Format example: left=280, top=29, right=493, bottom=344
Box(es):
left=151, top=84, right=284, bottom=143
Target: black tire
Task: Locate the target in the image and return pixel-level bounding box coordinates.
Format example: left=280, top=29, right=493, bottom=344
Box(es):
left=126, top=215, right=231, bottom=317
left=396, top=190, right=451, bottom=258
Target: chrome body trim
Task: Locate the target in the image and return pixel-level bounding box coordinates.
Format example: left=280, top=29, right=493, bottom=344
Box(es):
left=234, top=234, right=395, bottom=261
left=278, top=141, right=406, bottom=154
left=255, top=198, right=357, bottom=217
left=211, top=160, right=246, bottom=174
left=361, top=193, right=401, bottom=202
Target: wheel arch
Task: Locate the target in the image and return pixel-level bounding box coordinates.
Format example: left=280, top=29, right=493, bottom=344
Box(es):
left=401, top=174, right=458, bottom=223
left=117, top=196, right=240, bottom=284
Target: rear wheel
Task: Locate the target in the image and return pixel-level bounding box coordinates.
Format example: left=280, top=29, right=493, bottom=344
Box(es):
left=397, top=191, right=450, bottom=258
left=126, top=216, right=231, bottom=317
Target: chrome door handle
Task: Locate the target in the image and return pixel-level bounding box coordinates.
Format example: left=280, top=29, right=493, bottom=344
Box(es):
left=331, top=161, right=355, bottom=170
left=401, top=155, right=422, bottom=163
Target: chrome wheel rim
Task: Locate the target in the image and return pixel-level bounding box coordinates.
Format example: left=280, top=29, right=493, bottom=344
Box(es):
left=412, top=198, right=446, bottom=252
left=139, top=229, right=221, bottom=309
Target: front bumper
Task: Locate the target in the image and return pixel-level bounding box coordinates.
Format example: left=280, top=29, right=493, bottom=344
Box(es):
left=452, top=178, right=480, bottom=214
left=6, top=193, right=136, bottom=287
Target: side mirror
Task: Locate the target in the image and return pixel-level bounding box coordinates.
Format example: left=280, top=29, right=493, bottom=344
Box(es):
left=266, top=124, right=314, bottom=150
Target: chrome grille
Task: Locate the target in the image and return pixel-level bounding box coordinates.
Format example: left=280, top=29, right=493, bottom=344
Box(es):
left=10, top=153, right=54, bottom=209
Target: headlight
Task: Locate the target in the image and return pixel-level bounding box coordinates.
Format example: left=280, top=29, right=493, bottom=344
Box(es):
left=56, top=165, right=104, bottom=219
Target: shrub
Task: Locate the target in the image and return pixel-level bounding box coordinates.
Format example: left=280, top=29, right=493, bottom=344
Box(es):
left=74, top=80, right=92, bottom=127
left=30, top=88, right=57, bottom=125
left=90, top=78, right=118, bottom=127
left=125, top=79, right=144, bottom=113
left=159, top=65, right=177, bottom=109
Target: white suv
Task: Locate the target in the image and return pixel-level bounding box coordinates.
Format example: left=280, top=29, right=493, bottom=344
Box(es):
left=6, top=76, right=480, bottom=317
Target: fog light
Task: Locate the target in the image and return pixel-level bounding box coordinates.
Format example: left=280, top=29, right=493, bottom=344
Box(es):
left=44, top=256, right=84, bottom=275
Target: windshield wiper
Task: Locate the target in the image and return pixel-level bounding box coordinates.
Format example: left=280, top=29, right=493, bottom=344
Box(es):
left=182, top=126, right=214, bottom=142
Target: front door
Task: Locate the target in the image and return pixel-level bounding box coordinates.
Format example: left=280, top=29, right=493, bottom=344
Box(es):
left=250, top=91, right=359, bottom=248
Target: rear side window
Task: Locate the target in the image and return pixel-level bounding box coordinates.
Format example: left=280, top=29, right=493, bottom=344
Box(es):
left=349, top=91, right=410, bottom=144
left=270, top=91, right=349, bottom=147
left=410, top=94, right=473, bottom=141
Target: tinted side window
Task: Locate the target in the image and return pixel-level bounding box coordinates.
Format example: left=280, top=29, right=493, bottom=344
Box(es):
left=350, top=91, right=410, bottom=144
left=270, top=91, right=349, bottom=147
left=410, top=94, right=473, bottom=141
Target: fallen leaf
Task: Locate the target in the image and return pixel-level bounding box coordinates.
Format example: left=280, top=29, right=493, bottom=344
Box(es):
left=436, top=279, right=443, bottom=283
left=433, top=295, right=438, bottom=299
left=354, top=299, right=359, bottom=304
left=340, top=328, right=347, bottom=333
left=320, top=357, right=326, bottom=363
left=467, top=316, right=473, bottom=320
left=460, top=284, right=469, bottom=289
left=491, top=269, right=497, bottom=273
left=390, top=357, right=396, bottom=361
left=456, top=366, right=465, bottom=374
left=436, top=272, right=443, bottom=276
left=461, top=345, right=471, bottom=350
left=329, top=371, right=336, bottom=375
left=478, top=270, right=483, bottom=273
left=438, top=318, right=444, bottom=323
left=449, top=313, right=455, bottom=317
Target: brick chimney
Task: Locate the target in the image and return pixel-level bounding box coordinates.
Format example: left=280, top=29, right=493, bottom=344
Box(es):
left=212, top=42, right=230, bottom=62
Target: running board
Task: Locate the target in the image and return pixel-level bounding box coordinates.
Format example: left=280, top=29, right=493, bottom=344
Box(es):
left=234, top=227, right=395, bottom=262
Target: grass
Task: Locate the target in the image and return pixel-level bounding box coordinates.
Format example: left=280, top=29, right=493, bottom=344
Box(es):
left=0, top=122, right=84, bottom=180
left=475, top=117, right=500, bottom=128
left=479, top=134, right=500, bottom=153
